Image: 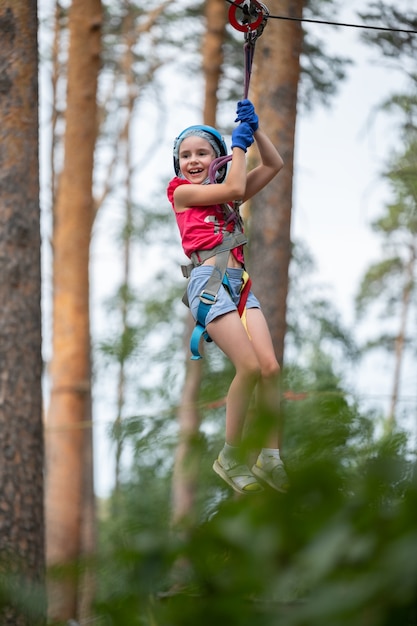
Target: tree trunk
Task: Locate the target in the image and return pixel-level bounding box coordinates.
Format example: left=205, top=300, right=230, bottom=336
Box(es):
left=202, top=0, right=227, bottom=127
left=171, top=316, right=203, bottom=530
left=45, top=0, right=101, bottom=621
left=387, top=243, right=416, bottom=429
left=249, top=0, right=305, bottom=367
left=0, top=2, right=45, bottom=624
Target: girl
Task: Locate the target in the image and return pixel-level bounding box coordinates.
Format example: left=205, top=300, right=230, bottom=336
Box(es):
left=167, top=100, right=287, bottom=494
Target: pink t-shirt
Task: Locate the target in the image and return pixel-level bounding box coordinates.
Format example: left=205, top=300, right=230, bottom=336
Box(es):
left=167, top=177, right=244, bottom=263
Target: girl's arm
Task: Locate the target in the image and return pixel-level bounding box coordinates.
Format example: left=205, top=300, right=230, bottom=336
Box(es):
left=173, top=147, right=248, bottom=212
left=243, top=129, right=283, bottom=202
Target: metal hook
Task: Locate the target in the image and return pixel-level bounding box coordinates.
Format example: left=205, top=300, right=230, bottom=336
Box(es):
left=228, top=0, right=269, bottom=39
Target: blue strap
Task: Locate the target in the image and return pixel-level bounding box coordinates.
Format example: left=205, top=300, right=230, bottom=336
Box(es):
left=185, top=235, right=245, bottom=360
left=190, top=324, right=211, bottom=360
left=189, top=276, right=231, bottom=360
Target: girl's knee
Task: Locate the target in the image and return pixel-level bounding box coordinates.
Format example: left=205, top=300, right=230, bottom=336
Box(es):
left=261, top=359, right=280, bottom=380
left=239, top=358, right=261, bottom=382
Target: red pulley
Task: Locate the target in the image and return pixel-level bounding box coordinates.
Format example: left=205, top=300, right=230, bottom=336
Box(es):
left=228, top=0, right=265, bottom=33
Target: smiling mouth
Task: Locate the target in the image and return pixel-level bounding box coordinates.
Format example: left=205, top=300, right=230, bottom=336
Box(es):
left=189, top=168, right=203, bottom=175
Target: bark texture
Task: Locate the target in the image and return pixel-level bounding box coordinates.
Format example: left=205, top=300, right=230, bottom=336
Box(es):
left=0, top=2, right=45, bottom=624
left=45, top=0, right=101, bottom=621
left=202, top=0, right=227, bottom=127
left=249, top=0, right=304, bottom=367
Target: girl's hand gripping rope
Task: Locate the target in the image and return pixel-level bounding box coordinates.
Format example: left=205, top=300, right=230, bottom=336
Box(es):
left=231, top=121, right=254, bottom=152
left=235, top=99, right=259, bottom=132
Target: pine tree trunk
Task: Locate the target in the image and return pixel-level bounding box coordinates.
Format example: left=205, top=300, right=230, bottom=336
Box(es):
left=203, top=0, right=227, bottom=127
left=171, top=315, right=203, bottom=530
left=387, top=244, right=416, bottom=428
left=0, top=2, right=45, bottom=624
left=249, top=0, right=304, bottom=367
left=45, top=0, right=101, bottom=621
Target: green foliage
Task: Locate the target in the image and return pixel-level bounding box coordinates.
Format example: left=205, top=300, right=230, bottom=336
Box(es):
left=382, top=140, right=417, bottom=227
left=354, top=136, right=417, bottom=347
left=94, top=398, right=417, bottom=626
left=94, top=306, right=417, bottom=626
left=359, top=2, right=417, bottom=67
left=92, top=232, right=417, bottom=626
left=355, top=257, right=405, bottom=318
left=358, top=1, right=417, bottom=164
left=0, top=566, right=46, bottom=626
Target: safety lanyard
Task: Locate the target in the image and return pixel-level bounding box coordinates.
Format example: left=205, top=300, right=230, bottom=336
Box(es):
left=209, top=0, right=269, bottom=182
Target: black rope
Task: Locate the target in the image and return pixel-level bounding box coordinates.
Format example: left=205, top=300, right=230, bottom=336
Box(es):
left=225, top=0, right=417, bottom=36
left=269, top=14, right=417, bottom=35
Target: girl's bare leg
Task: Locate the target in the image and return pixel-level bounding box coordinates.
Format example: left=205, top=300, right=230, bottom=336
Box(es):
left=207, top=307, right=288, bottom=493
left=244, top=308, right=289, bottom=492
left=245, top=308, right=281, bottom=449
left=206, top=310, right=260, bottom=445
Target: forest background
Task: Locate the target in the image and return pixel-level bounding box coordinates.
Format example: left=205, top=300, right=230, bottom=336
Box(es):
left=39, top=0, right=416, bottom=500
left=0, top=0, right=416, bottom=624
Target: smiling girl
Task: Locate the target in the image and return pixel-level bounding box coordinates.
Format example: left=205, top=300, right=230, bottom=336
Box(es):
left=167, top=100, right=287, bottom=494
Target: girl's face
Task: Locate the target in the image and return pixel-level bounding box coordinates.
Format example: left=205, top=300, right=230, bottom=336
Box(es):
left=178, top=136, right=216, bottom=183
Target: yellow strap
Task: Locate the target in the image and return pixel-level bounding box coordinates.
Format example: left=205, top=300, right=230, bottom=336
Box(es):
left=240, top=270, right=251, bottom=339
left=240, top=270, right=250, bottom=292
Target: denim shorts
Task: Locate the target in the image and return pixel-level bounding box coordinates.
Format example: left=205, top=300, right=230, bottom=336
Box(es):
left=187, top=265, right=260, bottom=325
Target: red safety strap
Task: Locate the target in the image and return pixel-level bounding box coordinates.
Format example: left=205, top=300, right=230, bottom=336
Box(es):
left=237, top=273, right=252, bottom=317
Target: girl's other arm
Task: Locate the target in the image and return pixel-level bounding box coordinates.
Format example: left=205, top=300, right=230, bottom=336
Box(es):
left=243, top=129, right=283, bottom=202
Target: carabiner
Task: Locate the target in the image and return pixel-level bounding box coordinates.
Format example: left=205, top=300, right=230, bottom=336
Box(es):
left=228, top=0, right=269, bottom=40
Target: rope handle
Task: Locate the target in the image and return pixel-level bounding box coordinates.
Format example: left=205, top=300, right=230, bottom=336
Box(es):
left=209, top=155, right=232, bottom=184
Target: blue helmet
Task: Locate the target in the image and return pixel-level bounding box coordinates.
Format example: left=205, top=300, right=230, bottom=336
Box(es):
left=173, top=124, right=228, bottom=182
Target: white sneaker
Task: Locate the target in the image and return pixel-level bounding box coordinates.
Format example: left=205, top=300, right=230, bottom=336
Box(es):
left=252, top=455, right=289, bottom=493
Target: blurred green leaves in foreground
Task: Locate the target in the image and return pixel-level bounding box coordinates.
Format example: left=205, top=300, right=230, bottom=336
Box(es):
left=2, top=393, right=416, bottom=625
left=93, top=392, right=417, bottom=626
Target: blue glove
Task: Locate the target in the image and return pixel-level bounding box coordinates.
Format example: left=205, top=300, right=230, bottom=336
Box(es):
left=231, top=122, right=254, bottom=152
left=235, top=99, right=259, bottom=132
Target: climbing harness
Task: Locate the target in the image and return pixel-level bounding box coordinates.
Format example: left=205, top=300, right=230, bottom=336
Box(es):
left=180, top=1, right=269, bottom=360
left=182, top=232, right=249, bottom=359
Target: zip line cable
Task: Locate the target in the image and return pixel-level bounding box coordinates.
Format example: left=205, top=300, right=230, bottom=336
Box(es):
left=225, top=0, right=417, bottom=36
left=268, top=14, right=417, bottom=35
